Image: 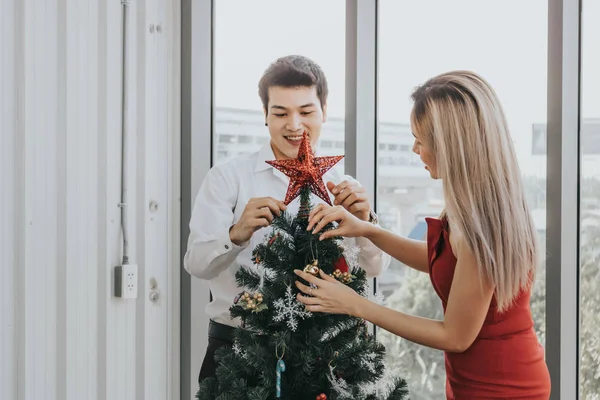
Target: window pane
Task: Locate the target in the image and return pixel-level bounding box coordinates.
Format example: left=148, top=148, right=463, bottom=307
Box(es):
left=213, top=0, right=345, bottom=167
left=377, top=2, right=547, bottom=398
left=579, top=2, right=600, bottom=398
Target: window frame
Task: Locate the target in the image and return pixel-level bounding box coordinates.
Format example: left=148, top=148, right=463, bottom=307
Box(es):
left=181, top=1, right=583, bottom=398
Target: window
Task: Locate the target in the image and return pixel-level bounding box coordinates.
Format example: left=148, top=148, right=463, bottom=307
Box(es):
left=255, top=136, right=269, bottom=145
left=213, top=0, right=345, bottom=166
left=376, top=2, right=547, bottom=398
left=218, top=134, right=236, bottom=144
left=238, top=135, right=254, bottom=144
left=579, top=2, right=600, bottom=397
left=321, top=140, right=333, bottom=148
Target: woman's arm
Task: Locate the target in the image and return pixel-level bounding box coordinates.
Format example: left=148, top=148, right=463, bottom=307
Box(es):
left=295, top=236, right=494, bottom=353
left=363, top=225, right=429, bottom=274
left=307, top=204, right=429, bottom=273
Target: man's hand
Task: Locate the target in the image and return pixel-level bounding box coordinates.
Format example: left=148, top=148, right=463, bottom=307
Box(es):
left=229, top=197, right=287, bottom=245
left=326, top=180, right=371, bottom=221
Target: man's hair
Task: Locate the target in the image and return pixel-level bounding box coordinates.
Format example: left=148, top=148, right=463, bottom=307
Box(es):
left=258, top=55, right=328, bottom=115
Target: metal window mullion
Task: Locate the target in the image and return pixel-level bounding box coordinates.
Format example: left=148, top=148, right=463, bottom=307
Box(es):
left=181, top=0, right=213, bottom=398
left=346, top=0, right=378, bottom=333
left=546, top=0, right=581, bottom=398
left=345, top=0, right=377, bottom=194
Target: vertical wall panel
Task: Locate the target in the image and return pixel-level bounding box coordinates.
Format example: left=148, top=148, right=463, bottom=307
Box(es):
left=166, top=2, right=182, bottom=399
left=43, top=0, right=59, bottom=398
left=95, top=0, right=109, bottom=397
left=14, top=0, right=27, bottom=397
left=23, top=0, right=50, bottom=397
left=64, top=0, right=100, bottom=398
left=1, top=0, right=17, bottom=398
left=102, top=1, right=129, bottom=398
left=56, top=0, right=68, bottom=396
left=133, top=0, right=178, bottom=398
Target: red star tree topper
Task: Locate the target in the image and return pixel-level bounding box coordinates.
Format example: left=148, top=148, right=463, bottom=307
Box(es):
left=266, top=131, right=344, bottom=206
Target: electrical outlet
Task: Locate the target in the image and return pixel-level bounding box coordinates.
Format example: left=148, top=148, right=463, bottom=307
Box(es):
left=114, top=264, right=138, bottom=299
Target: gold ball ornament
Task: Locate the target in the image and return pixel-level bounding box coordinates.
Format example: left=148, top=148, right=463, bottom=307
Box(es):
left=303, top=263, right=320, bottom=276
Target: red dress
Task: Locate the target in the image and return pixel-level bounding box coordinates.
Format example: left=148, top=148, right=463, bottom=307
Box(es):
left=426, top=217, right=551, bottom=399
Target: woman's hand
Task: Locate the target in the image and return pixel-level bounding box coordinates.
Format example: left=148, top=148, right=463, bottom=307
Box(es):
left=294, top=269, right=364, bottom=316
left=307, top=204, right=373, bottom=241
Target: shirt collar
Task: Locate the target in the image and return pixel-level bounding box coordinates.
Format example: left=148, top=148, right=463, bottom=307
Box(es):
left=254, top=143, right=277, bottom=173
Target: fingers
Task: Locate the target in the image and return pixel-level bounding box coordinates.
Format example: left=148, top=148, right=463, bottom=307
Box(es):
left=303, top=304, right=326, bottom=313
left=252, top=197, right=287, bottom=216
left=345, top=200, right=369, bottom=219
left=307, top=205, right=331, bottom=232
left=255, top=207, right=274, bottom=224
left=339, top=188, right=367, bottom=209
left=296, top=292, right=320, bottom=305
left=348, top=203, right=364, bottom=215
left=241, top=197, right=287, bottom=233
left=311, top=211, right=339, bottom=235
left=333, top=185, right=353, bottom=206
left=293, top=269, right=322, bottom=286
left=295, top=280, right=313, bottom=295
left=317, top=228, right=340, bottom=241
left=332, top=182, right=364, bottom=206
left=329, top=180, right=349, bottom=196
left=339, top=192, right=359, bottom=209
left=308, top=203, right=327, bottom=225
left=319, top=269, right=339, bottom=283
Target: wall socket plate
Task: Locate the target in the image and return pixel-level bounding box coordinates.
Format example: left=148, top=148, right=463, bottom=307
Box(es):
left=114, top=264, right=138, bottom=299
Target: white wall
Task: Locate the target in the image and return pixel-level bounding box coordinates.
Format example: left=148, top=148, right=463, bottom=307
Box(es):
left=0, top=1, right=180, bottom=399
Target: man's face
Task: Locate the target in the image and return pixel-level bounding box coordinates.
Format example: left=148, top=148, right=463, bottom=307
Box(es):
left=265, top=86, right=327, bottom=160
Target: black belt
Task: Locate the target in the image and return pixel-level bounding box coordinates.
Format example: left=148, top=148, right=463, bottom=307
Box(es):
left=208, top=320, right=236, bottom=344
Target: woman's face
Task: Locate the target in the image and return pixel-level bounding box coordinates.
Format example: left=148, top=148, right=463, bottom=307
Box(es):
left=411, top=125, right=438, bottom=179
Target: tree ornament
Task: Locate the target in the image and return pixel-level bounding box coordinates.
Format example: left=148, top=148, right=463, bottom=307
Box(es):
left=266, top=131, right=344, bottom=205
left=303, top=259, right=320, bottom=276
left=273, top=285, right=312, bottom=331
left=268, top=233, right=280, bottom=246
left=316, top=394, right=327, bottom=400
left=332, top=269, right=355, bottom=284
left=275, top=345, right=286, bottom=398
left=234, top=291, right=267, bottom=313
left=333, top=256, right=349, bottom=273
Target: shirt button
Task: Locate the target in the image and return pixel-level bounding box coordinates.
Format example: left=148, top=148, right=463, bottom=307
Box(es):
left=224, top=244, right=229, bottom=250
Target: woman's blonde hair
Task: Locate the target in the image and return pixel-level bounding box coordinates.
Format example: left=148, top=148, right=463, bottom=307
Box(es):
left=411, top=71, right=538, bottom=312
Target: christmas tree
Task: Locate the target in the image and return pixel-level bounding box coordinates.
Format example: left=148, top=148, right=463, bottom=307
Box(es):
left=197, top=133, right=409, bottom=400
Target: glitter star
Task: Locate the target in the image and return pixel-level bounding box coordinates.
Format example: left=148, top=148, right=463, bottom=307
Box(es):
left=266, top=131, right=344, bottom=205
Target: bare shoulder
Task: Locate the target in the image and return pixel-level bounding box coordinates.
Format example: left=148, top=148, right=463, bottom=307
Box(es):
left=448, top=227, right=494, bottom=290
left=447, top=225, right=462, bottom=259
left=448, top=228, right=476, bottom=265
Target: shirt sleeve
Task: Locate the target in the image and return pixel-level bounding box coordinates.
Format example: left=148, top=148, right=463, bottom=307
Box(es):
left=183, top=164, right=250, bottom=280
left=338, top=173, right=391, bottom=278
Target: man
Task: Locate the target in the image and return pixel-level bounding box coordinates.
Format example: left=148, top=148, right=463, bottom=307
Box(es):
left=184, top=55, right=390, bottom=384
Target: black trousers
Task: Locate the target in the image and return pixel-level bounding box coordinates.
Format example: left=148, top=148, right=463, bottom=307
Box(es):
left=198, top=321, right=235, bottom=386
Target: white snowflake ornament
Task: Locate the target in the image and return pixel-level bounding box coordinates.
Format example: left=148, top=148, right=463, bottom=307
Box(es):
left=272, top=285, right=312, bottom=331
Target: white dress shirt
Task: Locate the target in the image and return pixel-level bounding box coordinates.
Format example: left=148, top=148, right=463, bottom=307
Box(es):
left=184, top=143, right=391, bottom=328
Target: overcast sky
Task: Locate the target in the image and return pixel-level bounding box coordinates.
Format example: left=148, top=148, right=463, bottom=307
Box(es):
left=213, top=0, right=600, bottom=176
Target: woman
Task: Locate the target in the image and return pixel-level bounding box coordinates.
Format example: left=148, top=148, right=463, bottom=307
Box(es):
left=294, top=71, right=551, bottom=399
